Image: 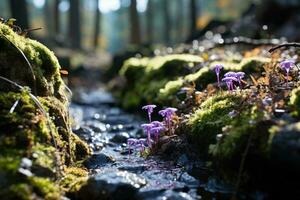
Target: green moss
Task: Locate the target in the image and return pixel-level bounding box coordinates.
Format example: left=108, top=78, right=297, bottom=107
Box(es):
left=59, top=167, right=88, bottom=194
left=0, top=22, right=66, bottom=101
left=289, top=86, right=300, bottom=117
left=0, top=24, right=90, bottom=199
left=118, top=54, right=203, bottom=109
left=156, top=57, right=270, bottom=105
left=209, top=106, right=270, bottom=163
left=188, top=92, right=245, bottom=154
left=29, top=177, right=61, bottom=200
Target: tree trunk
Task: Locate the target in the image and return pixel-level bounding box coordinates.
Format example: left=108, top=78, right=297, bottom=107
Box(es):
left=146, top=0, right=153, bottom=44
left=54, top=0, right=60, bottom=35
left=9, top=0, right=29, bottom=29
left=44, top=0, right=54, bottom=38
left=129, top=0, right=141, bottom=44
left=93, top=0, right=101, bottom=48
left=69, top=0, right=81, bottom=49
left=190, top=0, right=197, bottom=36
left=162, top=0, right=170, bottom=45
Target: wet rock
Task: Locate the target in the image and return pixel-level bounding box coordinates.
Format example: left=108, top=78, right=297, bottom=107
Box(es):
left=84, top=153, right=116, bottom=169
left=110, top=132, right=130, bottom=143
left=178, top=172, right=200, bottom=188
left=118, top=164, right=146, bottom=173
left=73, top=126, right=95, bottom=140
left=137, top=190, right=194, bottom=200
left=77, top=169, right=146, bottom=200
left=271, top=122, right=300, bottom=167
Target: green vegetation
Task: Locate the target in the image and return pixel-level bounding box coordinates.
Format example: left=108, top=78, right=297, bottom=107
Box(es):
left=0, top=23, right=90, bottom=199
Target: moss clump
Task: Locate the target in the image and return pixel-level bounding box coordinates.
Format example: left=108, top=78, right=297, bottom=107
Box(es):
left=0, top=22, right=66, bottom=101
left=0, top=24, right=90, bottom=199
left=188, top=92, right=246, bottom=154
left=157, top=57, right=270, bottom=105
left=118, top=54, right=202, bottom=109
left=209, top=106, right=271, bottom=165
left=289, top=86, right=300, bottom=117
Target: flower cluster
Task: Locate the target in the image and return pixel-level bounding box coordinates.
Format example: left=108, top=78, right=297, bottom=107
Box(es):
left=127, top=105, right=178, bottom=154
left=213, top=64, right=245, bottom=91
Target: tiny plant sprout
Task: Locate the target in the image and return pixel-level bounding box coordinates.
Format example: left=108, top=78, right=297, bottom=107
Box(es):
left=222, top=77, right=238, bottom=91
left=280, top=59, right=295, bottom=86
left=213, top=64, right=223, bottom=87
left=142, top=104, right=157, bottom=122
left=141, top=123, right=153, bottom=147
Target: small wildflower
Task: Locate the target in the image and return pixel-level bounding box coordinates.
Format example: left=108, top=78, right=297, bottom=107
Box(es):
left=280, top=59, right=295, bottom=85
left=228, top=110, right=237, bottom=118
left=235, top=72, right=245, bottom=88
left=151, top=126, right=165, bottom=142
left=127, top=138, right=147, bottom=154
left=213, top=64, right=223, bottom=87
left=159, top=107, right=177, bottom=135
left=142, top=104, right=157, bottom=122
left=224, top=71, right=237, bottom=78
left=141, top=123, right=154, bottom=147
left=222, top=76, right=238, bottom=91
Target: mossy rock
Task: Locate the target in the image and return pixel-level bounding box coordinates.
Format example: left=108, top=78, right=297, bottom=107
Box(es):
left=118, top=54, right=203, bottom=109
left=0, top=22, right=66, bottom=101
left=187, top=92, right=246, bottom=155
left=0, top=24, right=90, bottom=199
left=289, top=86, right=300, bottom=117
left=157, top=57, right=270, bottom=105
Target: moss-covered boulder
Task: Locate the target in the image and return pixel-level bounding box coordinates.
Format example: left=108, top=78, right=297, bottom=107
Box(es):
left=187, top=92, right=246, bottom=155
left=0, top=22, right=66, bottom=101
left=0, top=23, right=90, bottom=199
left=117, top=54, right=203, bottom=109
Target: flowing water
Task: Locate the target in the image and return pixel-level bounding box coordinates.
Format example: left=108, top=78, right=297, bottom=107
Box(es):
left=68, top=85, right=250, bottom=200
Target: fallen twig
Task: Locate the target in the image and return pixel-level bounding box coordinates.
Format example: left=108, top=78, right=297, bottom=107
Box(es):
left=269, top=43, right=300, bottom=53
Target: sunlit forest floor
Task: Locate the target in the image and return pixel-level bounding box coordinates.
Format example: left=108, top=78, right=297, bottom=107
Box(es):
left=1, top=13, right=300, bottom=199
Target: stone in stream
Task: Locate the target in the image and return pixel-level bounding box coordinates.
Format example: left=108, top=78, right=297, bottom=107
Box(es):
left=83, top=153, right=116, bottom=169
left=77, top=169, right=147, bottom=200
left=137, top=189, right=195, bottom=200
left=110, top=132, right=130, bottom=143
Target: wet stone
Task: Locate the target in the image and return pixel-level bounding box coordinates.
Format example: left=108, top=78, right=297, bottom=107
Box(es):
left=73, top=126, right=95, bottom=140
left=77, top=169, right=146, bottom=200
left=137, top=190, right=195, bottom=200
left=84, top=153, right=116, bottom=169
left=110, top=132, right=130, bottom=143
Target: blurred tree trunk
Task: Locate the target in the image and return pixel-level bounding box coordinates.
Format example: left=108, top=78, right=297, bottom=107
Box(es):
left=9, top=0, right=29, bottom=29
left=190, top=0, right=197, bottom=36
left=93, top=0, right=101, bottom=48
left=69, top=0, right=81, bottom=49
left=162, top=0, right=171, bottom=45
left=129, top=0, right=141, bottom=44
left=176, top=0, right=184, bottom=42
left=44, top=0, right=54, bottom=38
left=54, top=0, right=60, bottom=35
left=146, top=0, right=153, bottom=44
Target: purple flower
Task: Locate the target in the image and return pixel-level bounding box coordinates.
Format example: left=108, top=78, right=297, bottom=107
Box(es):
left=224, top=71, right=237, bottom=77
left=222, top=77, right=238, bottom=91
left=235, top=72, right=245, bottom=87
left=142, top=104, right=157, bottom=122
left=213, top=64, right=223, bottom=87
left=141, top=123, right=154, bottom=147
left=280, top=59, right=295, bottom=85
left=151, top=126, right=165, bottom=142
left=158, top=107, right=177, bottom=135
left=127, top=138, right=146, bottom=154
